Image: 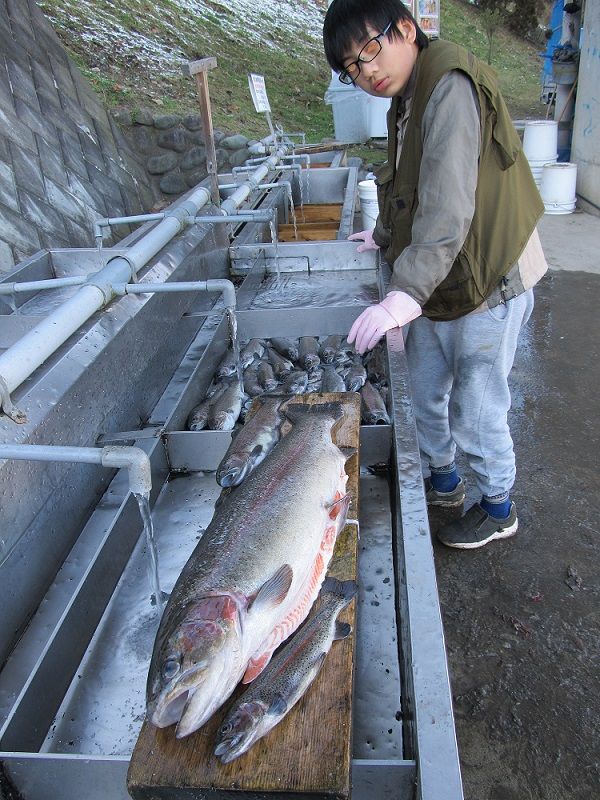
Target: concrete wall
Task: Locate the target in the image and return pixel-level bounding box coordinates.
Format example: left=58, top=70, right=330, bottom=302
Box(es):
left=0, top=0, right=157, bottom=274
left=572, top=3, right=600, bottom=210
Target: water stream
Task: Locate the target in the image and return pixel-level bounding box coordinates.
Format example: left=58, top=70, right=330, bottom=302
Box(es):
left=225, top=306, right=243, bottom=388
left=269, top=219, right=281, bottom=283
left=288, top=191, right=298, bottom=241
left=134, top=492, right=167, bottom=612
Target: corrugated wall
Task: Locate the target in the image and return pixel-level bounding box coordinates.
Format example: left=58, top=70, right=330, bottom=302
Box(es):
left=0, top=0, right=157, bottom=273
left=572, top=3, right=600, bottom=210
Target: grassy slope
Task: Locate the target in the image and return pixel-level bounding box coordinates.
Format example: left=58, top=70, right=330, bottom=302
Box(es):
left=40, top=0, right=546, bottom=142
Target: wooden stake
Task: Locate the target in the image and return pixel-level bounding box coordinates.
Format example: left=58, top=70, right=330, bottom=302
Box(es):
left=183, top=57, right=220, bottom=206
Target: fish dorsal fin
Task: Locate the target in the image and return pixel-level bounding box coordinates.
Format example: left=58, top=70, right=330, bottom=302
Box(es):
left=268, top=693, right=288, bottom=717
left=334, top=621, right=352, bottom=640
left=249, top=564, right=293, bottom=613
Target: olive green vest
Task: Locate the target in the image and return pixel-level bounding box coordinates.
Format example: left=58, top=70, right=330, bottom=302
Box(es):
left=376, top=40, right=544, bottom=320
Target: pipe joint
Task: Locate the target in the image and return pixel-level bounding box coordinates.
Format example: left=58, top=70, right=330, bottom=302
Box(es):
left=101, top=446, right=152, bottom=497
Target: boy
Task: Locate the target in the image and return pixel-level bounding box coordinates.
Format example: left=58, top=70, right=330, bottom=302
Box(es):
left=323, top=0, right=547, bottom=549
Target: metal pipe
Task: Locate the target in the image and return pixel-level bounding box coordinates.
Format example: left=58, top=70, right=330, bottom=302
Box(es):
left=0, top=276, right=88, bottom=295
left=0, top=444, right=152, bottom=497
left=94, top=214, right=166, bottom=244
left=112, top=279, right=236, bottom=309
left=0, top=148, right=288, bottom=418
left=193, top=212, right=274, bottom=224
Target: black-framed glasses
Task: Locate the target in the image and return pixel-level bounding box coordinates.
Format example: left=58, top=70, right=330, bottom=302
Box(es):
left=338, top=21, right=393, bottom=85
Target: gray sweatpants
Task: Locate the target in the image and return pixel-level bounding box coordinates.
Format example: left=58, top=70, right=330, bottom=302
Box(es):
left=404, top=290, right=534, bottom=498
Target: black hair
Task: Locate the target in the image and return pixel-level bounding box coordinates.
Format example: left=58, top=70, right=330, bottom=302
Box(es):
left=323, top=0, right=429, bottom=74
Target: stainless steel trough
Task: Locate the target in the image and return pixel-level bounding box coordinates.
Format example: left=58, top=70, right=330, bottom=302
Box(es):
left=0, top=177, right=462, bottom=800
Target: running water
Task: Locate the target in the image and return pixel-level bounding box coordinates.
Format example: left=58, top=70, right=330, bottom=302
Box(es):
left=269, top=219, right=281, bottom=282
left=96, top=236, right=105, bottom=272
left=288, top=190, right=298, bottom=241
left=226, top=307, right=243, bottom=388
left=135, top=492, right=167, bottom=612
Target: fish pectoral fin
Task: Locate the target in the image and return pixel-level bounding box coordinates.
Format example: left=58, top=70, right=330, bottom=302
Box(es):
left=249, top=564, right=293, bottom=613
left=249, top=443, right=263, bottom=460
left=268, top=693, right=288, bottom=717
left=326, top=492, right=351, bottom=520
left=334, top=621, right=352, bottom=640
left=339, top=446, right=357, bottom=462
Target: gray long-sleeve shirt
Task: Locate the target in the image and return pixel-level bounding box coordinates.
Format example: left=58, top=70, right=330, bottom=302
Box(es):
left=375, top=69, right=547, bottom=307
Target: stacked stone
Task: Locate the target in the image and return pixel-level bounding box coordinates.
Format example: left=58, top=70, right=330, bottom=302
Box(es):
left=112, top=109, right=251, bottom=197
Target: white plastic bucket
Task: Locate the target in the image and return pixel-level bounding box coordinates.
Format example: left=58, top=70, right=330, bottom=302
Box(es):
left=358, top=179, right=379, bottom=230
left=540, top=162, right=577, bottom=215
left=523, top=120, right=558, bottom=163
left=528, top=156, right=557, bottom=187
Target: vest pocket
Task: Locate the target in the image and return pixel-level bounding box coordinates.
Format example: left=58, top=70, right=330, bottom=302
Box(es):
left=375, top=163, right=394, bottom=229
left=429, top=250, right=485, bottom=315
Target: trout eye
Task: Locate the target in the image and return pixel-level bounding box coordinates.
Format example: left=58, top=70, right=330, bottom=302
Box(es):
left=220, top=721, right=233, bottom=735
left=161, top=657, right=181, bottom=681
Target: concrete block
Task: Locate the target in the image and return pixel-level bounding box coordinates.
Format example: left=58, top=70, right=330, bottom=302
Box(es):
left=58, top=128, right=88, bottom=180
left=0, top=104, right=36, bottom=151
left=31, top=61, right=61, bottom=106
left=0, top=159, right=18, bottom=212
left=14, top=97, right=50, bottom=146
left=5, top=58, right=36, bottom=107
left=0, top=60, right=14, bottom=112
left=9, top=20, right=37, bottom=55
left=0, top=238, right=15, bottom=273
left=63, top=216, right=92, bottom=248
left=9, top=141, right=45, bottom=197
left=67, top=170, right=108, bottom=216
left=86, top=163, right=124, bottom=207
left=52, top=60, right=78, bottom=101
left=78, top=130, right=105, bottom=171
left=36, top=133, right=69, bottom=188
left=0, top=200, right=40, bottom=251
left=5, top=0, right=31, bottom=28
left=44, top=177, right=89, bottom=228
left=18, top=189, right=68, bottom=237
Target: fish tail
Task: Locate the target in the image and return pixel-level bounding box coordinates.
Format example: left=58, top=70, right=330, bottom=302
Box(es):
left=321, top=577, right=358, bottom=606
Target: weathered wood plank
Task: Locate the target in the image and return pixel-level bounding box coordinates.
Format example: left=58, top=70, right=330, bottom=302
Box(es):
left=128, top=393, right=360, bottom=800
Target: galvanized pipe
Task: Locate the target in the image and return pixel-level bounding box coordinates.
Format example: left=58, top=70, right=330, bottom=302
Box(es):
left=0, top=149, right=288, bottom=417
left=0, top=444, right=152, bottom=497
left=112, top=279, right=236, bottom=309
left=0, top=276, right=88, bottom=295
left=94, top=213, right=166, bottom=244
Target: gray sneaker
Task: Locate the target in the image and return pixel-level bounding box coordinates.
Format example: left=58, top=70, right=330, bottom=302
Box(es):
left=425, top=477, right=466, bottom=507
left=437, top=502, right=518, bottom=549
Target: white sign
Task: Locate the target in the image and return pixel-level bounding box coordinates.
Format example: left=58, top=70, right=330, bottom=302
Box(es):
left=248, top=73, right=271, bottom=113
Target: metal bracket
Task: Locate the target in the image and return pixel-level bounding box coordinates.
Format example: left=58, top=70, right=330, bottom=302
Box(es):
left=0, top=376, right=27, bottom=424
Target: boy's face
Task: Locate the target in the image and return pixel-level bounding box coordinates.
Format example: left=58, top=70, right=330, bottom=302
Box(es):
left=341, top=19, right=419, bottom=97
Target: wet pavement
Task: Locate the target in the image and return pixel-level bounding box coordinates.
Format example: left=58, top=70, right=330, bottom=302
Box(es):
left=431, top=209, right=600, bottom=800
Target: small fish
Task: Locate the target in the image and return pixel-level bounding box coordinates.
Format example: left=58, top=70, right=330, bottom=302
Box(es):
left=360, top=380, right=391, bottom=425
left=243, top=364, right=264, bottom=398
left=298, top=337, right=321, bottom=371
left=280, top=370, right=309, bottom=395
left=186, top=385, right=227, bottom=431
left=216, top=350, right=239, bottom=379
left=257, top=360, right=278, bottom=392
left=266, top=347, right=294, bottom=377
left=270, top=337, right=299, bottom=362
left=346, top=357, right=367, bottom=392
left=215, top=577, right=357, bottom=763
left=321, top=364, right=346, bottom=393
left=334, top=339, right=355, bottom=367
left=319, top=335, right=343, bottom=364
left=240, top=339, right=265, bottom=368
left=365, top=344, right=387, bottom=384
left=217, top=397, right=286, bottom=487
left=208, top=382, right=245, bottom=430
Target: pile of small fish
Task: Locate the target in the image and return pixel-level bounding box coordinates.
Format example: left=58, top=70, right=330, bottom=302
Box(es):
left=146, top=401, right=356, bottom=762
left=186, top=336, right=390, bottom=433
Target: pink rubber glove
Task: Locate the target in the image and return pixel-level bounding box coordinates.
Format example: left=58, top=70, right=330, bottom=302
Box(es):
left=348, top=230, right=380, bottom=253
left=348, top=292, right=422, bottom=354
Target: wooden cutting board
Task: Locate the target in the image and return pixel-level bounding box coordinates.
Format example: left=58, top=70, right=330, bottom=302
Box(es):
left=127, top=392, right=360, bottom=800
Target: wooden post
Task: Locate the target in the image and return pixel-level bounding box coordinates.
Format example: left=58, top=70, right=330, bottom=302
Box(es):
left=183, top=57, right=220, bottom=206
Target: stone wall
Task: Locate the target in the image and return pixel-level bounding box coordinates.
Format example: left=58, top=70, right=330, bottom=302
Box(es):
left=112, top=108, right=252, bottom=198
left=0, top=0, right=157, bottom=274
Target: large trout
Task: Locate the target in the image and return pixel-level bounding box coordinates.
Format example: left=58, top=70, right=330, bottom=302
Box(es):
left=146, top=402, right=351, bottom=738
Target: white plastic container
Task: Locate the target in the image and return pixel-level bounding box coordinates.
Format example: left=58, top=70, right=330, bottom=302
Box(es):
left=366, top=95, right=391, bottom=138
left=358, top=179, right=379, bottom=230
left=325, top=78, right=369, bottom=143
left=528, top=157, right=557, bottom=188
left=523, top=120, right=558, bottom=163
left=540, top=162, right=577, bottom=215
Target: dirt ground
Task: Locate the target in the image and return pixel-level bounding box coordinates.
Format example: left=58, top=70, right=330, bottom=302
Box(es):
left=429, top=211, right=600, bottom=800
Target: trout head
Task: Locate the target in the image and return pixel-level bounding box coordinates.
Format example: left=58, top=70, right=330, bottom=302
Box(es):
left=146, top=594, right=244, bottom=737
left=216, top=454, right=251, bottom=488
left=215, top=696, right=287, bottom=763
